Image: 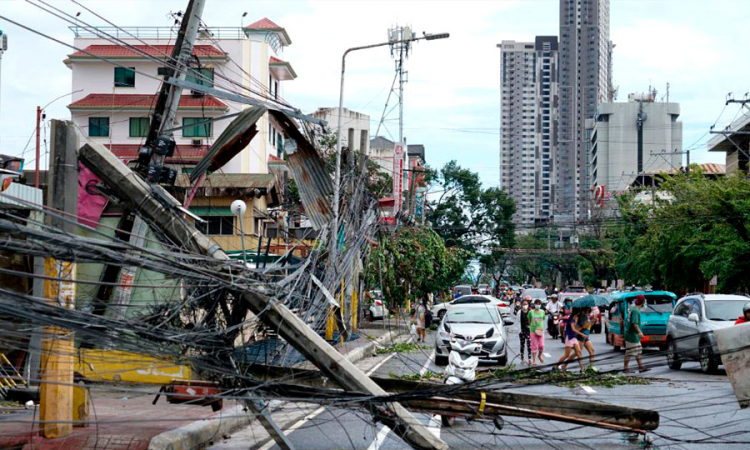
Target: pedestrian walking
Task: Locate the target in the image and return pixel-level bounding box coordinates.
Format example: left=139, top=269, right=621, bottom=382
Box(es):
left=555, top=307, right=585, bottom=371
left=623, top=295, right=650, bottom=373
left=413, top=298, right=428, bottom=343
left=529, top=299, right=546, bottom=366
left=517, top=299, right=531, bottom=365
left=578, top=307, right=597, bottom=371
left=546, top=294, right=560, bottom=338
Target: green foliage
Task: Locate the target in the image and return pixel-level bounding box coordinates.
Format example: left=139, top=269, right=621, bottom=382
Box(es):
left=376, top=342, right=431, bottom=354
left=615, top=171, right=750, bottom=292
left=491, top=366, right=650, bottom=388
left=367, top=227, right=469, bottom=308
left=390, top=370, right=441, bottom=381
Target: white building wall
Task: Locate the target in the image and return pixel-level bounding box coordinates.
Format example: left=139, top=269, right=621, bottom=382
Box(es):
left=589, top=100, right=682, bottom=193
left=69, top=28, right=291, bottom=176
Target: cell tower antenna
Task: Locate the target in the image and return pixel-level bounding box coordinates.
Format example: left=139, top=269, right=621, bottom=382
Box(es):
left=375, top=25, right=415, bottom=144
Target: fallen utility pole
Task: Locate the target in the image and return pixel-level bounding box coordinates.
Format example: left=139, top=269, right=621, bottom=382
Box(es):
left=38, top=120, right=78, bottom=438
left=78, top=141, right=447, bottom=450
left=242, top=363, right=660, bottom=432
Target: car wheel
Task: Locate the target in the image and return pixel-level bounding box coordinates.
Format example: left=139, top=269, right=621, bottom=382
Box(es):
left=438, top=309, right=446, bottom=320
left=497, top=355, right=508, bottom=367
left=435, top=355, right=449, bottom=366
left=699, top=342, right=718, bottom=374
left=441, top=415, right=456, bottom=427
left=666, top=339, right=682, bottom=370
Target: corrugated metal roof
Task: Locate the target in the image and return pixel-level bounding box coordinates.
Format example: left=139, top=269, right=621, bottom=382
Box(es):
left=270, top=110, right=333, bottom=230
left=0, top=183, right=43, bottom=209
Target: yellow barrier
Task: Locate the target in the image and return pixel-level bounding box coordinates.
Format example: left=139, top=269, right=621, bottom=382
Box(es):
left=77, top=349, right=192, bottom=384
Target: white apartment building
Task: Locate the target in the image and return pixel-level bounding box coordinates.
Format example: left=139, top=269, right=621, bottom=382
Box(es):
left=369, top=136, right=396, bottom=177
left=311, top=107, right=370, bottom=154
left=586, top=93, right=682, bottom=195
left=65, top=17, right=297, bottom=174
left=499, top=36, right=559, bottom=226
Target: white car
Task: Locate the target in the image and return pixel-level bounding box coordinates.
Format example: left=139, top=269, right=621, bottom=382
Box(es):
left=431, top=295, right=511, bottom=321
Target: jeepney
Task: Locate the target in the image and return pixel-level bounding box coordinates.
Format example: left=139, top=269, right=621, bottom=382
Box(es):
left=605, top=291, right=677, bottom=350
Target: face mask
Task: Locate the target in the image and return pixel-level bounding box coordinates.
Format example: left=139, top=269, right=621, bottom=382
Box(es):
left=522, top=305, right=528, bottom=310
left=535, top=304, right=541, bottom=309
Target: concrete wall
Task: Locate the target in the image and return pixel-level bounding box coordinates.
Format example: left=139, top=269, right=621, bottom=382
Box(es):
left=589, top=100, right=682, bottom=193
left=312, top=107, right=370, bottom=154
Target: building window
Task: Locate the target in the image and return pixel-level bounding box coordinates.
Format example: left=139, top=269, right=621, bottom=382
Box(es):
left=186, top=67, right=214, bottom=88
left=183, top=117, right=212, bottom=137
left=195, top=216, right=235, bottom=236
left=88, top=117, right=109, bottom=137
left=114, top=67, right=136, bottom=87
left=129, top=117, right=149, bottom=137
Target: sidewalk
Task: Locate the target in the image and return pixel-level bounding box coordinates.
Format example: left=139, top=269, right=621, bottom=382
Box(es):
left=0, top=326, right=403, bottom=450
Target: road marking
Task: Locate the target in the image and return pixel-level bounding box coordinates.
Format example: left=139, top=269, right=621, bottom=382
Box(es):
left=581, top=385, right=596, bottom=394
left=543, top=352, right=551, bottom=358
left=420, top=350, right=436, bottom=375
left=258, top=353, right=397, bottom=450
left=366, top=424, right=391, bottom=450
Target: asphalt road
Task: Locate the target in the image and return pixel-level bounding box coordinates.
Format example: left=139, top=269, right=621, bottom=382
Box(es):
left=210, top=320, right=749, bottom=450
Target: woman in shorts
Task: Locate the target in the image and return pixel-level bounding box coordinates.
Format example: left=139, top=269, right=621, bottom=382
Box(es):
left=555, top=307, right=586, bottom=371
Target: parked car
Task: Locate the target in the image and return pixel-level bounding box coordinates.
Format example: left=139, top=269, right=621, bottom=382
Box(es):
left=565, top=286, right=588, bottom=294
left=606, top=291, right=676, bottom=350
left=365, top=290, right=386, bottom=321
left=431, top=294, right=511, bottom=320
left=453, top=285, right=473, bottom=298
left=666, top=294, right=749, bottom=374
left=434, top=303, right=512, bottom=366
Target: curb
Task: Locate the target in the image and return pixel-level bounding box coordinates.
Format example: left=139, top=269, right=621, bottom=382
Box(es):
left=148, top=404, right=252, bottom=450
left=147, top=328, right=406, bottom=450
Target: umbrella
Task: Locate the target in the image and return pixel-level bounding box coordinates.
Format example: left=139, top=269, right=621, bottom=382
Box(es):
left=571, top=294, right=610, bottom=308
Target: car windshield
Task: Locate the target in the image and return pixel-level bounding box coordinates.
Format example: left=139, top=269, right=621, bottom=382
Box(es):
left=454, top=296, right=491, bottom=304
left=454, top=286, right=472, bottom=295
left=447, top=307, right=499, bottom=324
left=705, top=300, right=747, bottom=321
left=525, top=289, right=546, bottom=299
left=642, top=295, right=675, bottom=313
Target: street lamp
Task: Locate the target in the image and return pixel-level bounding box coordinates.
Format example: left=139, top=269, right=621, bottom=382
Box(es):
left=231, top=199, right=248, bottom=264
left=331, top=31, right=449, bottom=263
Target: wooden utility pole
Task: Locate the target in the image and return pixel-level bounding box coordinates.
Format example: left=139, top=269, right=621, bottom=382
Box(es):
left=79, top=141, right=447, bottom=450
left=39, top=120, right=78, bottom=438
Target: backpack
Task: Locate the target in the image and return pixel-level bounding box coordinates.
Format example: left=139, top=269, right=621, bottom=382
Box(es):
left=424, top=309, right=433, bottom=328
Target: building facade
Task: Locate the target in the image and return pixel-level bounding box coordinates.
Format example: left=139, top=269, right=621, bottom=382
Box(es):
left=498, top=36, right=559, bottom=225
left=557, top=0, right=611, bottom=222
left=586, top=95, right=682, bottom=195
left=311, top=107, right=370, bottom=155
left=66, top=18, right=296, bottom=175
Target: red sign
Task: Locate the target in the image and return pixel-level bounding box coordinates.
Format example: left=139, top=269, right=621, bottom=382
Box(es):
left=392, top=143, right=405, bottom=216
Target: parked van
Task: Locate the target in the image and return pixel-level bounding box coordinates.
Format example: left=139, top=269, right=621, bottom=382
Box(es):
left=605, top=291, right=677, bottom=350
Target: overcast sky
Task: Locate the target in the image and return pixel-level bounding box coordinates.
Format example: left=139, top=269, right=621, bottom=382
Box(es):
left=0, top=0, right=747, bottom=186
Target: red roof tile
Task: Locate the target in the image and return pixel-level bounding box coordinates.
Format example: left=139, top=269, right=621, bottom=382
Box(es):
left=69, top=94, right=227, bottom=110
left=244, top=18, right=282, bottom=30
left=269, top=56, right=284, bottom=64
left=71, top=44, right=226, bottom=59
left=268, top=154, right=284, bottom=163
left=106, top=144, right=208, bottom=161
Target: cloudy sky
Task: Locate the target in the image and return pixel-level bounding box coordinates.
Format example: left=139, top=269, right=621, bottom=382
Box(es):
left=0, top=0, right=748, bottom=187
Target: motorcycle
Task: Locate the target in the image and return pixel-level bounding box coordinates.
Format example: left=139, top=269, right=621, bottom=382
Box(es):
left=550, top=313, right=561, bottom=339
left=442, top=339, right=504, bottom=431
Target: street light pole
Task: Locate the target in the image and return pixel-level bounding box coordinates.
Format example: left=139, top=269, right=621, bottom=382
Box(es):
left=331, top=32, right=449, bottom=263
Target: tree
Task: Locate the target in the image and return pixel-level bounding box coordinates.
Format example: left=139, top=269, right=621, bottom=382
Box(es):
left=366, top=227, right=469, bottom=309
left=615, top=170, right=750, bottom=292
left=427, top=161, right=516, bottom=286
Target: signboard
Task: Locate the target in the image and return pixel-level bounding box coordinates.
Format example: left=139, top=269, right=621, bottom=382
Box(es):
left=392, top=143, right=405, bottom=216
left=414, top=186, right=427, bottom=221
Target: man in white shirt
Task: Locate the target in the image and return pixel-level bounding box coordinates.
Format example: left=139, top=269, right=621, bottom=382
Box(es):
left=546, top=294, right=560, bottom=338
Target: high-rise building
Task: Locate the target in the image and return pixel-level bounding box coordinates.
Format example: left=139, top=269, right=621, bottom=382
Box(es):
left=498, top=36, right=559, bottom=226
left=586, top=94, right=682, bottom=195
left=557, top=0, right=611, bottom=222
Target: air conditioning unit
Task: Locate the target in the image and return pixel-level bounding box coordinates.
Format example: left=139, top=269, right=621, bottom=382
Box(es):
left=191, top=139, right=203, bottom=147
